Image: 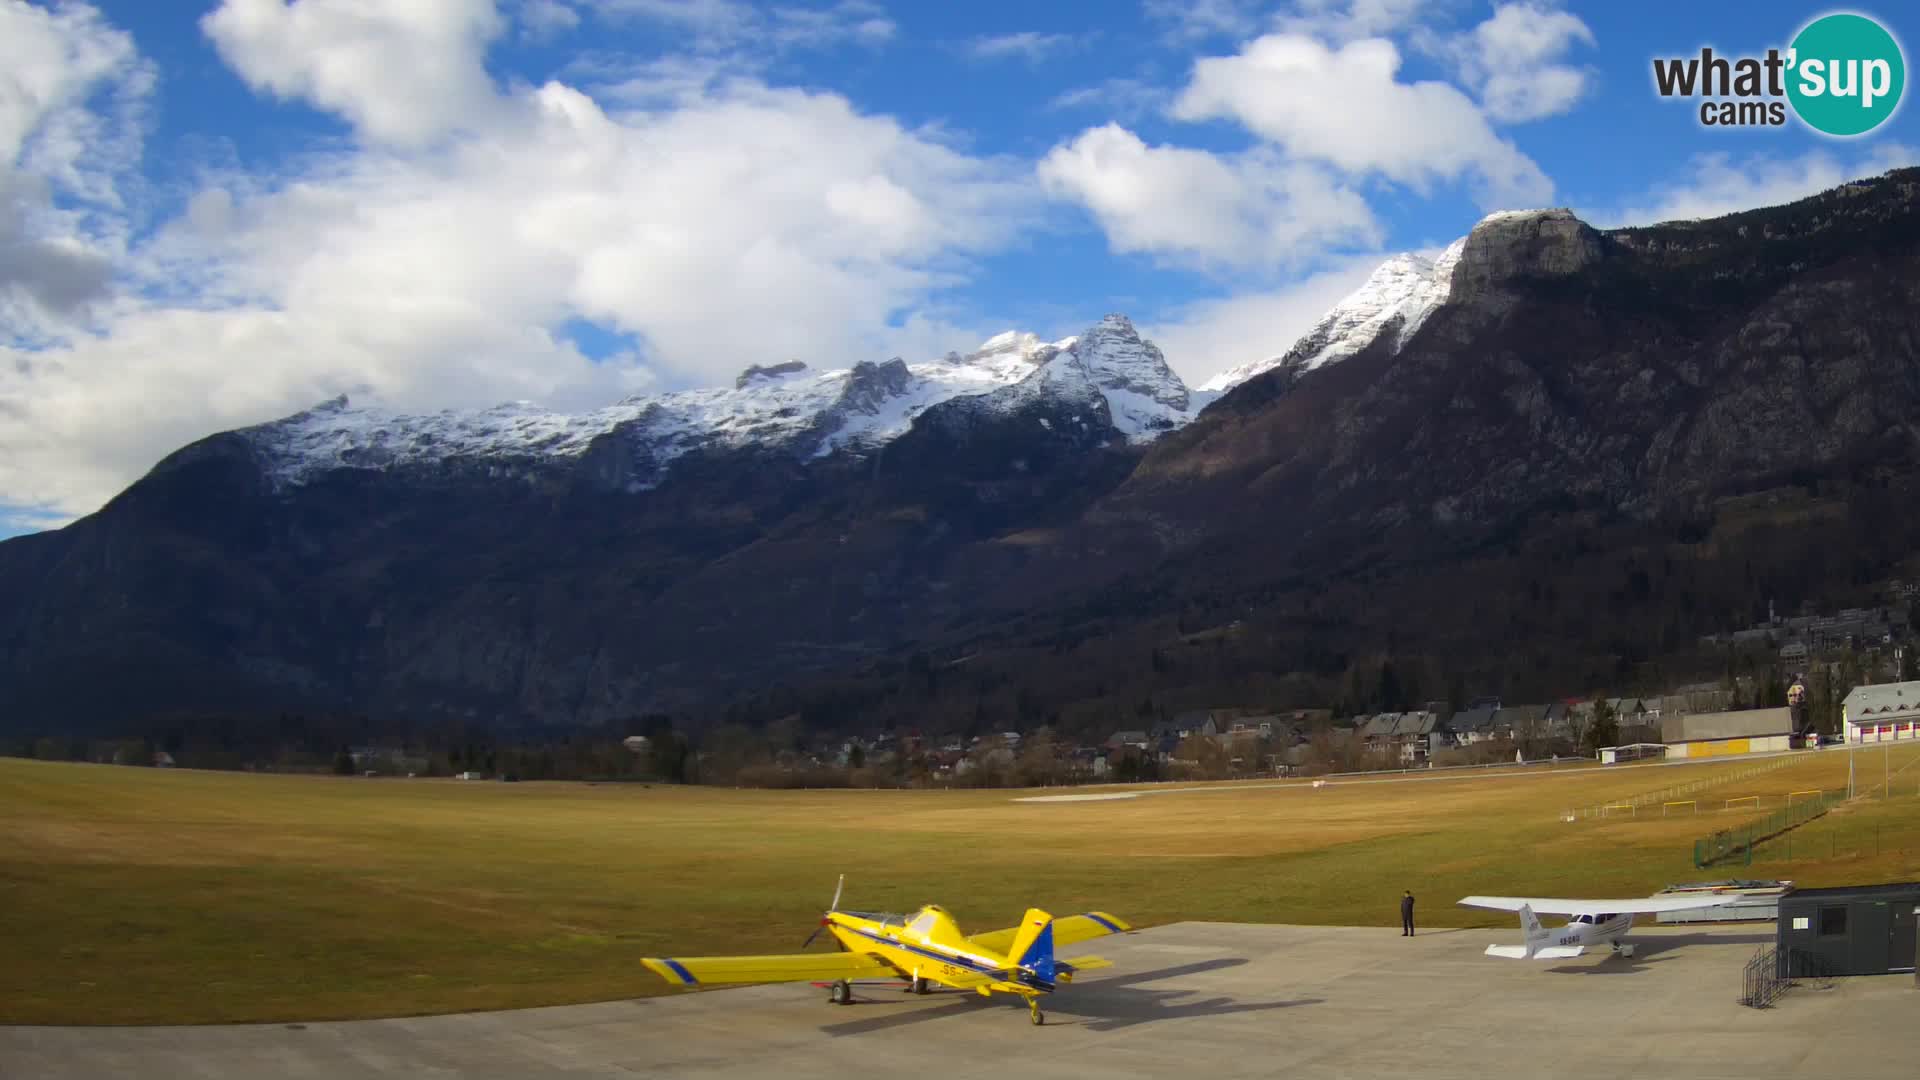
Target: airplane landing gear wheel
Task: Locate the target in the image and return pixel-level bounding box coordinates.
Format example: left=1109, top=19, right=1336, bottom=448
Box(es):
left=1029, top=1002, right=1044, bottom=1026
left=909, top=977, right=930, bottom=995
left=828, top=980, right=852, bottom=1005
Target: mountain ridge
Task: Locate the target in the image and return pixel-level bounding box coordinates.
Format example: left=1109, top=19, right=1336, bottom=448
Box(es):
left=8, top=170, right=1920, bottom=736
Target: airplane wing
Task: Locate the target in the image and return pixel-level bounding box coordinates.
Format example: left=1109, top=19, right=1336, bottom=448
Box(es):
left=642, top=952, right=897, bottom=988
left=966, top=911, right=1132, bottom=953
left=1457, top=895, right=1738, bottom=916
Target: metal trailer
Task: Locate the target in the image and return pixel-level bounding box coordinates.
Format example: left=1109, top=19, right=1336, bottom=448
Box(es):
left=1775, top=882, right=1920, bottom=977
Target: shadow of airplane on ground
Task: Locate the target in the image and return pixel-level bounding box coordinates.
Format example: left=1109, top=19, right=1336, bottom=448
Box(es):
left=821, top=958, right=1320, bottom=1037
left=1543, top=931, right=1776, bottom=975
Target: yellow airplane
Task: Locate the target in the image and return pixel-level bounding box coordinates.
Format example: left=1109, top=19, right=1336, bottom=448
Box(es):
left=642, top=877, right=1131, bottom=1025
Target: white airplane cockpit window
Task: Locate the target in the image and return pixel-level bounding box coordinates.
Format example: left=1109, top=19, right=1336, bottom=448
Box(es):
left=908, top=911, right=937, bottom=936
left=1570, top=914, right=1592, bottom=924
left=1595, top=913, right=1617, bottom=923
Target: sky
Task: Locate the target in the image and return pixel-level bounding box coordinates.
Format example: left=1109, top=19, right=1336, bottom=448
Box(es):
left=2, top=0, right=1917, bottom=537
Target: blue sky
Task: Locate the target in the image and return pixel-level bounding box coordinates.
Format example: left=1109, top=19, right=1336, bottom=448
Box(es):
left=1, top=0, right=1916, bottom=538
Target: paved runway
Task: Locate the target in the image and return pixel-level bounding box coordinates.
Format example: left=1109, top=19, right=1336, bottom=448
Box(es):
left=4, top=922, right=1913, bottom=1078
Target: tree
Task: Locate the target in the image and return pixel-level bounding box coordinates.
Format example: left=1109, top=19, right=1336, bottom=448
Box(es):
left=648, top=732, right=693, bottom=783
left=112, top=737, right=152, bottom=767
left=1813, top=669, right=1839, bottom=738
left=1014, top=732, right=1062, bottom=787
left=1378, top=660, right=1405, bottom=713
left=1172, top=734, right=1231, bottom=779
left=846, top=743, right=866, bottom=770
left=332, top=748, right=355, bottom=775
left=1582, top=698, right=1618, bottom=756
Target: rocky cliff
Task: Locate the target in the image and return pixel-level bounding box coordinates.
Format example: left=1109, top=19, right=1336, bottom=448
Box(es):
left=8, top=170, right=1920, bottom=735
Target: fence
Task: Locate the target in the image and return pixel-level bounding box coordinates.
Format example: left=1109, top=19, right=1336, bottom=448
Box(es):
left=1692, top=789, right=1842, bottom=867
left=1740, top=946, right=1784, bottom=1008
left=1741, top=946, right=1836, bottom=1008
left=1567, top=754, right=1800, bottom=821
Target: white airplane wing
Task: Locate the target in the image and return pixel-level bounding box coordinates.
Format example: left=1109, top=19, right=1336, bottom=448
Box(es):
left=1457, top=894, right=1738, bottom=916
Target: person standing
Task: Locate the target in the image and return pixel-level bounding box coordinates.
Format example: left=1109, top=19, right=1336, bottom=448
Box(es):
left=1401, top=890, right=1415, bottom=936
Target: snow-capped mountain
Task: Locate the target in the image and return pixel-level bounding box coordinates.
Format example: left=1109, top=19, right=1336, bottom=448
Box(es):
left=1199, top=239, right=1467, bottom=393
left=230, top=214, right=1581, bottom=494
left=20, top=174, right=1920, bottom=738
left=1064, top=314, right=1208, bottom=438
left=238, top=315, right=1206, bottom=491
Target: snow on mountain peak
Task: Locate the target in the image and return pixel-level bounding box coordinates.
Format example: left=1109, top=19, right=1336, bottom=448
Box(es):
left=239, top=319, right=1203, bottom=489
left=973, top=329, right=1044, bottom=355
left=1198, top=239, right=1466, bottom=394
left=1474, top=208, right=1566, bottom=227
left=1059, top=312, right=1196, bottom=439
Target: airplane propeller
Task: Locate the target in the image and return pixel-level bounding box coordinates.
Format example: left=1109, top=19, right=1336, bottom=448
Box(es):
left=801, top=874, right=846, bottom=949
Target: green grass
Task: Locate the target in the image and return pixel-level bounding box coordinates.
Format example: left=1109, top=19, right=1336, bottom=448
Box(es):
left=3, top=748, right=1919, bottom=1024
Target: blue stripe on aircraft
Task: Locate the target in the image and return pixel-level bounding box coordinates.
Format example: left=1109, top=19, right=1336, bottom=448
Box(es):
left=841, top=925, right=1008, bottom=979
left=662, top=959, right=698, bottom=986
left=1084, top=912, right=1122, bottom=934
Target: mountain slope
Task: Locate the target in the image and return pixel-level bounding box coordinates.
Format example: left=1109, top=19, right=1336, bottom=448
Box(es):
left=1198, top=239, right=1465, bottom=393
left=8, top=171, right=1920, bottom=736
left=0, top=316, right=1191, bottom=730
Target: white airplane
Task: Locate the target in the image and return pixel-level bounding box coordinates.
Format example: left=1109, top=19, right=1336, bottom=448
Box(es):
left=1457, top=894, right=1740, bottom=959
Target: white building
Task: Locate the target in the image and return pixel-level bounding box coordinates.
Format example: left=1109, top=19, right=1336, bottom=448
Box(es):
left=1840, top=681, right=1920, bottom=743
left=1659, top=707, right=1794, bottom=758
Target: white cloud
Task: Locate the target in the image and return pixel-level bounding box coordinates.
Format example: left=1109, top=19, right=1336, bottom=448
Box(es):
left=590, top=0, right=752, bottom=37
left=1172, top=34, right=1553, bottom=207
left=517, top=0, right=580, bottom=39
left=587, top=0, right=894, bottom=51
left=965, top=31, right=1075, bottom=64
left=770, top=1, right=894, bottom=49
left=1049, top=77, right=1169, bottom=119
left=578, top=53, right=746, bottom=104
left=1279, top=0, right=1431, bottom=41
left=1143, top=255, right=1385, bottom=385
left=202, top=0, right=507, bottom=145
left=1595, top=145, right=1920, bottom=227
left=1446, top=2, right=1595, bottom=123
left=0, top=0, right=151, bottom=327
left=1142, top=0, right=1264, bottom=42
left=1040, top=124, right=1379, bottom=271
left=0, top=12, right=1033, bottom=523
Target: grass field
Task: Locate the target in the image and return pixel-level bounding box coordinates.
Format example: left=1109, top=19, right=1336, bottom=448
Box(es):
left=4, top=747, right=1920, bottom=1025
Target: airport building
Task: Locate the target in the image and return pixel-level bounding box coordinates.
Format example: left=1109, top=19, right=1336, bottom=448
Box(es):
left=1659, top=707, right=1794, bottom=758
left=1776, top=882, right=1920, bottom=977
left=1840, top=681, right=1920, bottom=743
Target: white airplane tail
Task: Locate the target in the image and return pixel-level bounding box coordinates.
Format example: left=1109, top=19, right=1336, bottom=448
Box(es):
left=1485, top=903, right=1575, bottom=960
left=1519, top=903, right=1545, bottom=942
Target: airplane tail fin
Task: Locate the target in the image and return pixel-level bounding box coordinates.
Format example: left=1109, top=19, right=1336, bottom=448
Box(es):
left=1518, top=903, right=1544, bottom=939
left=1518, top=903, right=1550, bottom=958
left=1005, top=908, right=1058, bottom=985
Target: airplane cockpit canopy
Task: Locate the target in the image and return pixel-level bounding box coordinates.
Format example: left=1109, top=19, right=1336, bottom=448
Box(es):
left=907, top=905, right=955, bottom=936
